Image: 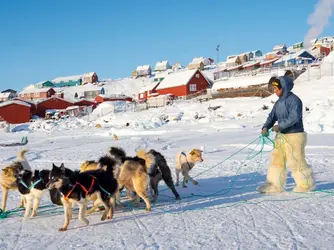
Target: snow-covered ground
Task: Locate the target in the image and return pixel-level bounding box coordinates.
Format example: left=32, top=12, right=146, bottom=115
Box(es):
left=1, top=60, right=334, bottom=249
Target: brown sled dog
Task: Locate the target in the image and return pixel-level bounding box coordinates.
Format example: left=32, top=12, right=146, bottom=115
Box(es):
left=113, top=147, right=155, bottom=211
left=1, top=149, right=31, bottom=211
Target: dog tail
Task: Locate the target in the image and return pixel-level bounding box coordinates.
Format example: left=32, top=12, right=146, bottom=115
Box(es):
left=17, top=149, right=28, bottom=161
left=136, top=149, right=156, bottom=175
left=98, top=156, right=117, bottom=176
left=16, top=149, right=31, bottom=171
left=109, top=147, right=126, bottom=160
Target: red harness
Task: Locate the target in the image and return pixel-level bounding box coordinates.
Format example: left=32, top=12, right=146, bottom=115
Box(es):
left=64, top=177, right=95, bottom=201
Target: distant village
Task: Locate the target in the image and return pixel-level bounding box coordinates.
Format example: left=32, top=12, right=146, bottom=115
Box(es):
left=0, top=37, right=333, bottom=125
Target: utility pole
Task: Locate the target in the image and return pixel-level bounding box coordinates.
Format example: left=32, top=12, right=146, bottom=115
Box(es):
left=216, top=45, right=220, bottom=66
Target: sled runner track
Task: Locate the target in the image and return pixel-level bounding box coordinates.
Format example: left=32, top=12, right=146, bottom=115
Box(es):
left=132, top=212, right=159, bottom=249
left=260, top=203, right=307, bottom=250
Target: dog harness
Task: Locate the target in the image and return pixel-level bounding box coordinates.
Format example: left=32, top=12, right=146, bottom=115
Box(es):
left=181, top=152, right=193, bottom=170
left=19, top=172, right=42, bottom=190
left=63, top=177, right=95, bottom=201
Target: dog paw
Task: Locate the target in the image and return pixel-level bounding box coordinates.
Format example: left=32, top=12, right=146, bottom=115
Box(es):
left=175, top=196, right=181, bottom=200
left=58, top=228, right=67, bottom=232
left=182, top=185, right=187, bottom=188
left=193, top=181, right=199, bottom=185
left=145, top=208, right=151, bottom=212
left=101, top=214, right=107, bottom=221
left=107, top=215, right=113, bottom=220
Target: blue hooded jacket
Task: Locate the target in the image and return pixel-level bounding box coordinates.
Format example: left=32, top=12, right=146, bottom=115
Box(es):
left=263, top=76, right=304, bottom=134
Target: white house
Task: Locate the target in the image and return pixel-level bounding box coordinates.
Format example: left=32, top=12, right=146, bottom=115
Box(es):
left=136, top=65, right=151, bottom=77
left=155, top=61, right=170, bottom=72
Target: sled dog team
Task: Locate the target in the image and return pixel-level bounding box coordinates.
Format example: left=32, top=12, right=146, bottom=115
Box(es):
left=0, top=147, right=203, bottom=231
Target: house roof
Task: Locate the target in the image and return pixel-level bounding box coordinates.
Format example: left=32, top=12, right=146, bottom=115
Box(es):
left=252, top=50, right=262, bottom=54
left=139, top=81, right=161, bottom=93
left=35, top=96, right=73, bottom=105
left=19, top=87, right=54, bottom=95
left=242, top=61, right=260, bottom=68
left=227, top=55, right=237, bottom=60
left=273, top=44, right=286, bottom=50
left=1, top=89, right=17, bottom=93
left=35, top=81, right=53, bottom=87
left=52, top=75, right=83, bottom=83
left=156, top=69, right=202, bottom=90
left=190, top=57, right=205, bottom=64
left=155, top=61, right=169, bottom=68
left=226, top=65, right=243, bottom=71
left=0, top=100, right=31, bottom=108
left=260, top=58, right=279, bottom=66
left=226, top=57, right=239, bottom=63
left=273, top=49, right=315, bottom=64
left=83, top=72, right=96, bottom=78
left=0, top=93, right=11, bottom=98
left=136, top=65, right=151, bottom=71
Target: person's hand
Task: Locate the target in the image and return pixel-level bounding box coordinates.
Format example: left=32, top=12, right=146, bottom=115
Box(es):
left=272, top=125, right=279, bottom=133
left=261, top=128, right=268, bottom=136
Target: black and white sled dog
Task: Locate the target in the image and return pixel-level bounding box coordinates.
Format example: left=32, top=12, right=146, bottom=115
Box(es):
left=15, top=169, right=51, bottom=219
left=47, top=156, right=118, bottom=231
left=137, top=149, right=180, bottom=202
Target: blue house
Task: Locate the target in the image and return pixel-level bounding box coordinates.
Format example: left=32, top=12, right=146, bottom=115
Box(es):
left=273, top=50, right=315, bottom=67
left=52, top=75, right=83, bottom=88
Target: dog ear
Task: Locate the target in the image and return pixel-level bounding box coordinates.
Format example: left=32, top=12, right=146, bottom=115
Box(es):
left=60, top=163, right=66, bottom=174
left=52, top=163, right=57, bottom=169
left=34, top=169, right=39, bottom=177
left=190, top=149, right=196, bottom=155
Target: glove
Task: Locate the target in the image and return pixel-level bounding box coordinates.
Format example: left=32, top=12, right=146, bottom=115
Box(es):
left=261, top=128, right=269, bottom=136
left=272, top=125, right=279, bottom=133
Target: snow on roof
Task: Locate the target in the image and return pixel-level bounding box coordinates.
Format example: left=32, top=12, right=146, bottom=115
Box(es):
left=226, top=57, right=239, bottom=63
left=136, top=65, right=151, bottom=71
left=212, top=71, right=287, bottom=90
left=66, top=106, right=80, bottom=111
left=274, top=49, right=314, bottom=64
left=156, top=69, right=199, bottom=90
left=0, top=100, right=31, bottom=108
left=259, top=58, right=279, bottom=65
left=19, top=87, right=53, bottom=94
left=242, top=61, right=260, bottom=68
left=155, top=61, right=168, bottom=67
left=226, top=65, right=243, bottom=71
left=273, top=44, right=286, bottom=50
left=35, top=96, right=73, bottom=105
left=0, top=93, right=11, bottom=98
left=139, top=81, right=161, bottom=93
left=83, top=72, right=96, bottom=78
left=52, top=75, right=83, bottom=83
left=190, top=57, right=205, bottom=64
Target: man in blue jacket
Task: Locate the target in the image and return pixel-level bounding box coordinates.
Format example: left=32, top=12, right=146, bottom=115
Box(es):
left=257, top=76, right=315, bottom=193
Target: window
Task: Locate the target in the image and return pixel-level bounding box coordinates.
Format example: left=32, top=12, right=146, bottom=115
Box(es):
left=189, top=84, right=197, bottom=92
left=195, top=73, right=200, bottom=78
left=34, top=92, right=40, bottom=97
left=140, top=93, right=144, bottom=99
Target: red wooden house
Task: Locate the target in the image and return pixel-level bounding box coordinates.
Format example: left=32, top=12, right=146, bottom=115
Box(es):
left=74, top=99, right=96, bottom=108
left=0, top=101, right=31, bottom=124
left=19, top=88, right=56, bottom=101
left=155, top=69, right=209, bottom=97
left=35, top=97, right=73, bottom=117
left=138, top=81, right=161, bottom=101
left=12, top=98, right=37, bottom=116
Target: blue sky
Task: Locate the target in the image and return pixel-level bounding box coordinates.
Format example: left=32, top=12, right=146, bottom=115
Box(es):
left=0, top=0, right=333, bottom=91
